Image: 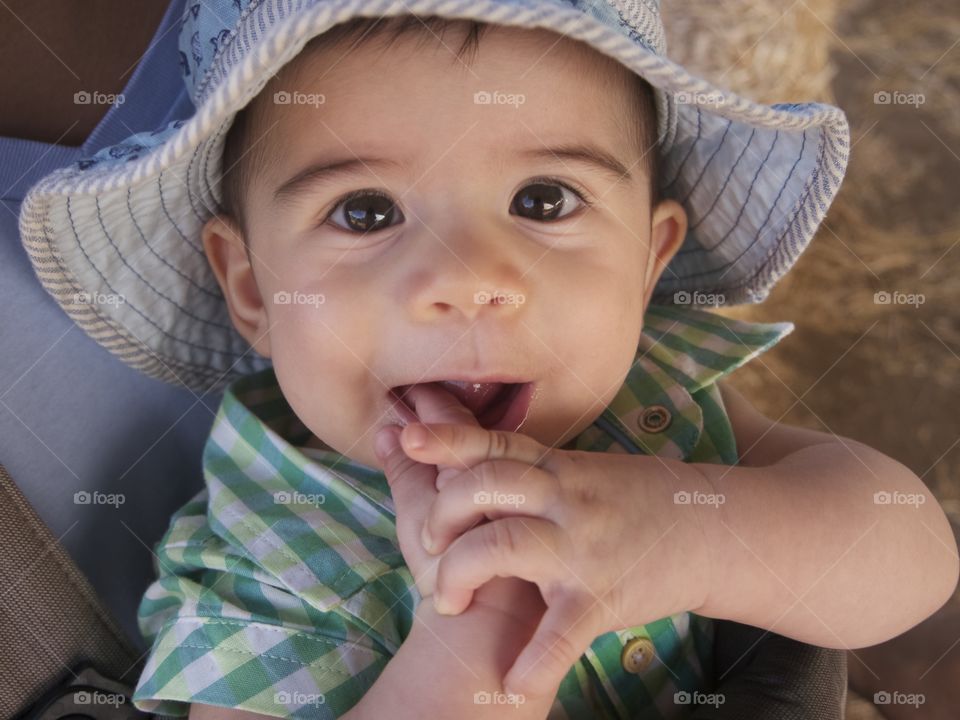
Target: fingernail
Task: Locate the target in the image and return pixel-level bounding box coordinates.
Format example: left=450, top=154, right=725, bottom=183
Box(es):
left=374, top=427, right=396, bottom=460
left=421, top=523, right=435, bottom=553
left=404, top=423, right=427, bottom=450
left=434, top=592, right=450, bottom=615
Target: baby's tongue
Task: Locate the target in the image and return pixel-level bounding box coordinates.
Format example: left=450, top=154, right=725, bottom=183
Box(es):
left=425, top=380, right=506, bottom=417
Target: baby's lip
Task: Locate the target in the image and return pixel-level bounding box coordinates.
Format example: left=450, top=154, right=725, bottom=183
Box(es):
left=386, top=379, right=535, bottom=431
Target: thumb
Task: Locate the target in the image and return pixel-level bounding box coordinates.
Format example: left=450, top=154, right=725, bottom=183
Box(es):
left=375, top=424, right=436, bottom=506
left=375, top=425, right=410, bottom=486
left=503, top=594, right=599, bottom=699
left=375, top=425, right=438, bottom=594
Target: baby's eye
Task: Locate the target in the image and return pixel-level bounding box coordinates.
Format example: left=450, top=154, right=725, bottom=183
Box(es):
left=510, top=180, right=588, bottom=222
left=325, top=190, right=404, bottom=233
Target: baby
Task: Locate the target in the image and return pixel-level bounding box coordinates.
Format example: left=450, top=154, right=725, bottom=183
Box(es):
left=17, top=3, right=958, bottom=720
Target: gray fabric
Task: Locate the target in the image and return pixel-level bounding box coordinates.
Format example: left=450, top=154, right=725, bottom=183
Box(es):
left=689, top=620, right=848, bottom=719
left=0, top=0, right=214, bottom=651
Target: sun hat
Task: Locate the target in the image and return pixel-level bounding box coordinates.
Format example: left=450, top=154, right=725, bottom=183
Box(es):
left=18, top=0, right=849, bottom=394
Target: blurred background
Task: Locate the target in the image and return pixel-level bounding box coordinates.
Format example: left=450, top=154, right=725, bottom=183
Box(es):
left=662, top=0, right=959, bottom=717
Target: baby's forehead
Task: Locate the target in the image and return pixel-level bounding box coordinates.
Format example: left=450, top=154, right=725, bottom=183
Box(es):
left=255, top=28, right=637, bottom=142
left=270, top=20, right=633, bottom=100
left=227, top=19, right=656, bottom=204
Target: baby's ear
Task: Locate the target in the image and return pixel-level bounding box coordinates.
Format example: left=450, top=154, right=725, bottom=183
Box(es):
left=644, top=198, right=688, bottom=306
left=201, top=214, right=272, bottom=358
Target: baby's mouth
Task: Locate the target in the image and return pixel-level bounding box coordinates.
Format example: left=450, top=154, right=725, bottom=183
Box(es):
left=389, top=380, right=535, bottom=431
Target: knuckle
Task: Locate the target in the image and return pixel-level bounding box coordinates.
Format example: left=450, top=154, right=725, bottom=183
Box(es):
left=476, top=460, right=501, bottom=496
left=531, top=623, right=581, bottom=677
left=486, top=429, right=510, bottom=459
left=446, top=423, right=472, bottom=459
left=558, top=454, right=596, bottom=507
left=386, top=451, right=419, bottom=486
left=433, top=552, right=450, bottom=595
left=485, top=518, right=520, bottom=561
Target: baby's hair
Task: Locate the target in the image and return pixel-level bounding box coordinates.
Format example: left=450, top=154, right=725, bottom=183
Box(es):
left=219, top=15, right=660, bottom=240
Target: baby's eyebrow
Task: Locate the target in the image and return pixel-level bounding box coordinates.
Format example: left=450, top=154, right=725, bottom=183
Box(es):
left=517, top=143, right=634, bottom=184
left=273, top=156, right=403, bottom=207
left=272, top=142, right=633, bottom=207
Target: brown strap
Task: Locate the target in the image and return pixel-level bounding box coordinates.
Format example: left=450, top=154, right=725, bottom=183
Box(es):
left=0, top=463, right=143, bottom=718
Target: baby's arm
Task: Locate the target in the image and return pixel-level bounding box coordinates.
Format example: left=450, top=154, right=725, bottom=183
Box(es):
left=188, top=577, right=555, bottom=720
left=691, top=380, right=959, bottom=648
left=345, top=577, right=555, bottom=719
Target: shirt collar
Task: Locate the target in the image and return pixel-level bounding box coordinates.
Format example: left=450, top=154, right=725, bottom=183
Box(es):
left=201, top=306, right=792, bottom=621
left=213, top=305, right=794, bottom=487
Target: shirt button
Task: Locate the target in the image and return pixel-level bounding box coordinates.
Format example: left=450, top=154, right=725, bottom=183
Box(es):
left=638, top=405, right=671, bottom=433
left=621, top=636, right=656, bottom=674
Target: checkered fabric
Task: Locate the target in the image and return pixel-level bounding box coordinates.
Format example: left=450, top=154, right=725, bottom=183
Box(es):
left=132, top=304, right=794, bottom=718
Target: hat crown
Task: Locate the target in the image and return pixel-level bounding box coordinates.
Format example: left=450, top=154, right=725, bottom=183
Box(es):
left=176, top=0, right=666, bottom=106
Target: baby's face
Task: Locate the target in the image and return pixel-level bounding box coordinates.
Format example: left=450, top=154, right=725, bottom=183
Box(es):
left=207, top=24, right=686, bottom=470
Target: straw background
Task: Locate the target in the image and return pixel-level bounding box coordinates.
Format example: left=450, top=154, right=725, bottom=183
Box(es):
left=662, top=0, right=960, bottom=716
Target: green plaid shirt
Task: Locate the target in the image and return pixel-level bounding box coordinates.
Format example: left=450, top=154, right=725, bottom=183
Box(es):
left=132, top=305, right=793, bottom=719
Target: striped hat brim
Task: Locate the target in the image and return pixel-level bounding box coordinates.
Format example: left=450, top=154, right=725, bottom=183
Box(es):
left=18, top=0, right=849, bottom=393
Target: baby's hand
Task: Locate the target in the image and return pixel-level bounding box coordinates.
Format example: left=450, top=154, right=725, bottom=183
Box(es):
left=400, top=421, right=718, bottom=698
left=374, top=384, right=546, bottom=630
